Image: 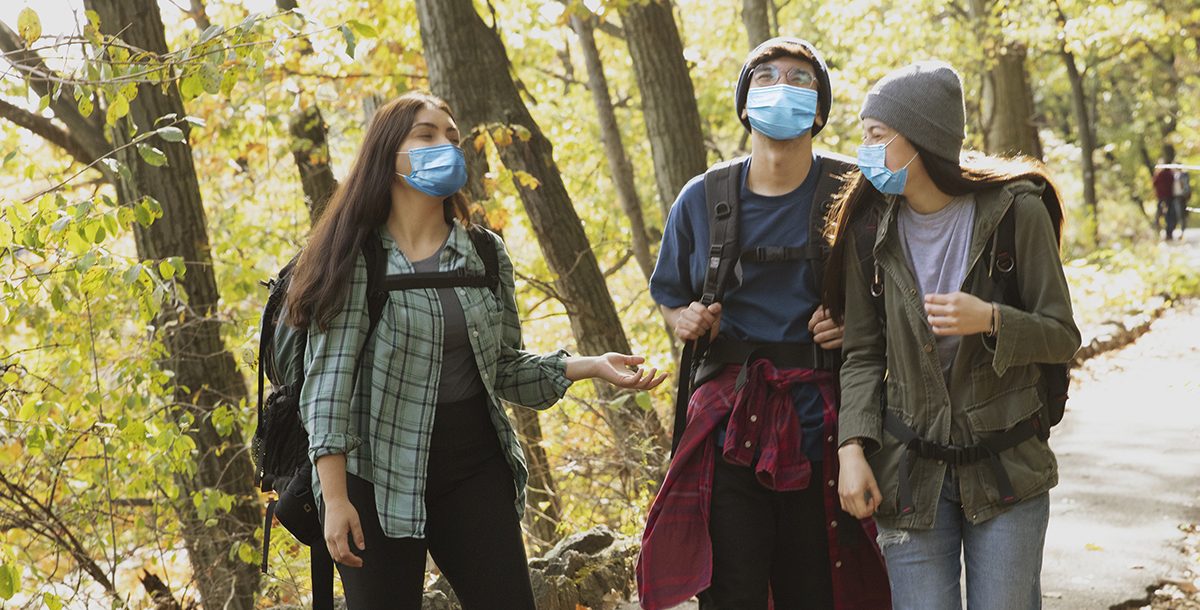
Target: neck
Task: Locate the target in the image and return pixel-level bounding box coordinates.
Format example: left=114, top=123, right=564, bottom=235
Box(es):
left=746, top=133, right=814, bottom=196
left=901, top=167, right=954, bottom=214
left=387, top=183, right=452, bottom=258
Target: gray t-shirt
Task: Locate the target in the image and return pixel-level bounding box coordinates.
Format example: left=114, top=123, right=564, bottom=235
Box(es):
left=411, top=246, right=486, bottom=403
left=898, top=194, right=976, bottom=378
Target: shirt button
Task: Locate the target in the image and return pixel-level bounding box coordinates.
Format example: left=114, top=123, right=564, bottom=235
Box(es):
left=744, top=441, right=752, bottom=449
left=830, top=520, right=838, bottom=528
left=749, top=415, right=758, bottom=423
left=826, top=435, right=834, bottom=442
left=834, top=561, right=843, bottom=568
left=472, top=330, right=479, bottom=337
left=482, top=372, right=489, bottom=380
left=827, top=479, right=835, bottom=487
left=923, top=343, right=934, bottom=353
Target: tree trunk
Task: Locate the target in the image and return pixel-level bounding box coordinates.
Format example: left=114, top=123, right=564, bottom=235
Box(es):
left=619, top=0, right=708, bottom=219
left=967, top=0, right=1041, bottom=159
left=289, top=103, right=339, bottom=222
left=569, top=10, right=654, bottom=281
left=275, top=0, right=338, bottom=221
left=741, top=0, right=772, bottom=48
left=87, top=2, right=260, bottom=608
left=1054, top=1, right=1098, bottom=243
left=510, top=406, right=562, bottom=551
left=415, top=0, right=669, bottom=454
left=1063, top=53, right=1098, bottom=241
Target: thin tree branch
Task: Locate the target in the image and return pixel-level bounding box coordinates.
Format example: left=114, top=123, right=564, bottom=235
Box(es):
left=0, top=98, right=103, bottom=167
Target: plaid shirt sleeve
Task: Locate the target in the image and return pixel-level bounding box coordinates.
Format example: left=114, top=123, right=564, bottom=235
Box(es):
left=299, top=254, right=369, bottom=462
left=489, top=234, right=573, bottom=409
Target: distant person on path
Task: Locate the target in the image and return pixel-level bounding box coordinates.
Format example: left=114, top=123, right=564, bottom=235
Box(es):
left=825, top=61, right=1082, bottom=610
left=1154, top=145, right=1189, bottom=241
left=286, top=91, right=666, bottom=610
left=638, top=37, right=890, bottom=610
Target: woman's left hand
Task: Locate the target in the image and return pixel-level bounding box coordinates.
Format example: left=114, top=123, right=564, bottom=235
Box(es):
left=924, top=292, right=993, bottom=336
left=577, top=354, right=668, bottom=390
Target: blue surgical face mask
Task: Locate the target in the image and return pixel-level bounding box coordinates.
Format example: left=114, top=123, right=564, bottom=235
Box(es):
left=397, top=143, right=467, bottom=198
left=856, top=133, right=917, bottom=195
left=745, top=84, right=819, bottom=141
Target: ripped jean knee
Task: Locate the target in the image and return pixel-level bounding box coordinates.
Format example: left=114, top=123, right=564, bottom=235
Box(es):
left=876, top=528, right=911, bottom=550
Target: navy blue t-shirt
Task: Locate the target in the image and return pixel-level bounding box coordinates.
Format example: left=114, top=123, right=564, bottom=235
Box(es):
left=650, top=154, right=828, bottom=461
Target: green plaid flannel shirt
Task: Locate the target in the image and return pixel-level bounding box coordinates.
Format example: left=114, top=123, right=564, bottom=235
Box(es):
left=299, top=221, right=572, bottom=538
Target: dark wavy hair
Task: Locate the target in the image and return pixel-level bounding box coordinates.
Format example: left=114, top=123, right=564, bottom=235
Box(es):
left=821, top=146, right=1064, bottom=323
left=286, top=92, right=472, bottom=331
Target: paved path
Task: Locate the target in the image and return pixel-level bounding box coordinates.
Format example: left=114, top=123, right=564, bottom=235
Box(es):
left=1043, top=299, right=1200, bottom=609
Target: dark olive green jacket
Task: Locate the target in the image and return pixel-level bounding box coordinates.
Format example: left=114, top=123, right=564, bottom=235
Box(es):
left=837, top=180, right=1081, bottom=529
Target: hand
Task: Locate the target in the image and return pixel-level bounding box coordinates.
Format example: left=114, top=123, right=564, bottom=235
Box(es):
left=924, top=292, right=992, bottom=336
left=323, top=497, right=366, bottom=568
left=587, top=354, right=668, bottom=390
left=838, top=442, right=882, bottom=518
left=808, top=306, right=844, bottom=350
left=673, top=302, right=722, bottom=342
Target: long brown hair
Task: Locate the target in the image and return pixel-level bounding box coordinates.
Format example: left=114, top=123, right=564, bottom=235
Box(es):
left=821, top=146, right=1065, bottom=323
left=286, top=92, right=472, bottom=330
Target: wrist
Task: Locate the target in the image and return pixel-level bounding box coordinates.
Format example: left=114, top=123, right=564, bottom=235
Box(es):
left=838, top=438, right=866, bottom=455
left=563, top=355, right=598, bottom=381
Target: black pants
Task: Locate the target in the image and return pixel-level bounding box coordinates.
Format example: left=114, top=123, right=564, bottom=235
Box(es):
left=699, top=454, right=834, bottom=610
left=331, top=393, right=535, bottom=610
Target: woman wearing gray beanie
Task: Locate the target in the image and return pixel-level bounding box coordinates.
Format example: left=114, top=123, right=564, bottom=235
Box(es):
left=821, top=61, right=1082, bottom=609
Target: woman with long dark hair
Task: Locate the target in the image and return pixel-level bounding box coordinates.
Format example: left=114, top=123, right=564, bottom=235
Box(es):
left=287, top=91, right=665, bottom=609
left=824, top=61, right=1081, bottom=609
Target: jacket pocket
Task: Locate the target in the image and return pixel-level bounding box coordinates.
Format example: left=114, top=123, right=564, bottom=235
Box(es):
left=966, top=363, right=1041, bottom=432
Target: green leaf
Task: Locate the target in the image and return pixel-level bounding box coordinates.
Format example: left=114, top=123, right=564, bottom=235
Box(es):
left=78, top=93, right=94, bottom=117
left=137, top=144, right=168, bottom=167
left=38, top=94, right=50, bottom=112
left=340, top=24, right=357, bottom=58
left=156, top=126, right=185, bottom=142
left=200, top=62, right=221, bottom=95
left=43, top=592, right=63, bottom=610
left=105, top=92, right=130, bottom=126
left=180, top=73, right=204, bottom=99
left=0, top=563, right=14, bottom=600
left=17, top=8, right=41, bottom=46
left=159, top=259, right=176, bottom=279
left=346, top=20, right=377, bottom=38
left=635, top=391, right=652, bottom=411
left=2, top=150, right=16, bottom=166
left=0, top=214, right=12, bottom=249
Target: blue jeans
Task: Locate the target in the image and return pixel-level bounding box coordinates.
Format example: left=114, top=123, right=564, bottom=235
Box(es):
left=877, top=469, right=1049, bottom=610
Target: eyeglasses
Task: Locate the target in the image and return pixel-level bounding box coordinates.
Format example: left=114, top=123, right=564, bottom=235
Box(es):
left=750, top=63, right=818, bottom=89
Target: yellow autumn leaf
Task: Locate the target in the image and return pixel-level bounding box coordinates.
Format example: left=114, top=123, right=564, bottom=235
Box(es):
left=474, top=132, right=488, bottom=152
left=514, top=170, right=540, bottom=189
left=17, top=8, right=41, bottom=46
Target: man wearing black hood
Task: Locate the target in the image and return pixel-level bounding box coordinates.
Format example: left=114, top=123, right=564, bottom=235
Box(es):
left=637, top=38, right=891, bottom=610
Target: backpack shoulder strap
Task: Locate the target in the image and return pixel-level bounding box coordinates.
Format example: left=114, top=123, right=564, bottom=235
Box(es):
left=361, top=232, right=389, bottom=335
left=810, top=150, right=856, bottom=288
left=700, top=157, right=745, bottom=308
left=466, top=226, right=501, bottom=296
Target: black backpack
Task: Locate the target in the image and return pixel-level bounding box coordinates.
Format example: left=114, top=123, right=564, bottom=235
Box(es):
left=671, top=152, right=856, bottom=454
left=252, top=227, right=500, bottom=609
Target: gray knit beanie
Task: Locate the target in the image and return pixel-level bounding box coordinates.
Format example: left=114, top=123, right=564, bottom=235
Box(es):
left=860, top=60, right=965, bottom=162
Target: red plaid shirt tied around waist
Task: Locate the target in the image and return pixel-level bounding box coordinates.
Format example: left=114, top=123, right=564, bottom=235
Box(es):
left=636, top=361, right=892, bottom=610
